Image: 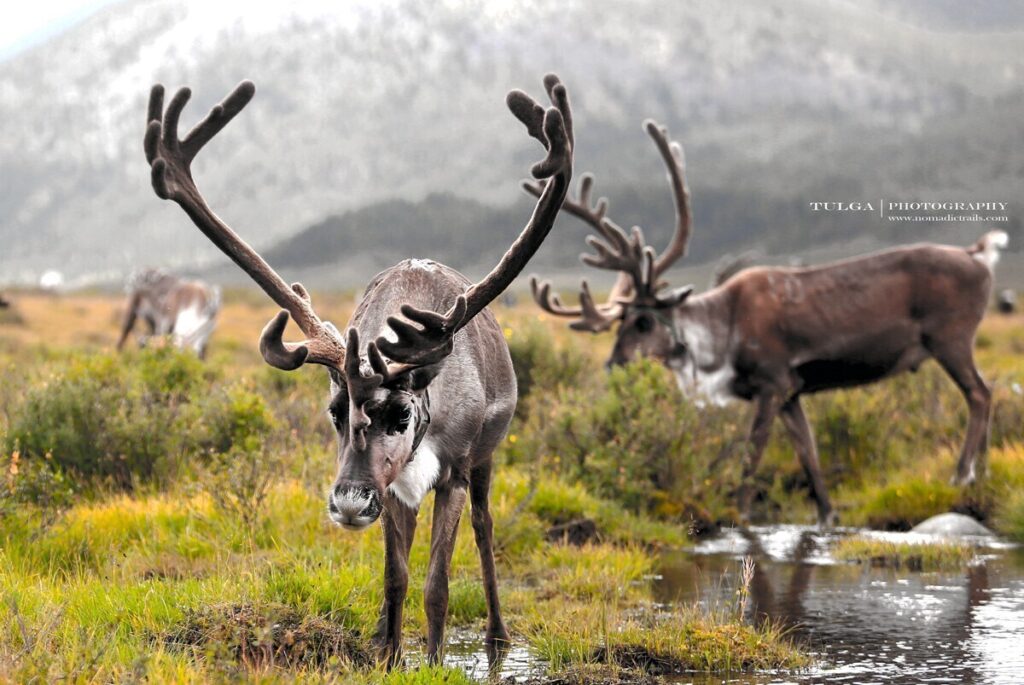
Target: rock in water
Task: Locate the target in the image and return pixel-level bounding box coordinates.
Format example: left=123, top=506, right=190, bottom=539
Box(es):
left=911, top=512, right=993, bottom=537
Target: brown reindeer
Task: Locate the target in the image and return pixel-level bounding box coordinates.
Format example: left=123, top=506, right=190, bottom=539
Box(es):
left=116, top=268, right=220, bottom=358
left=528, top=120, right=1007, bottom=527
left=143, top=75, right=572, bottom=665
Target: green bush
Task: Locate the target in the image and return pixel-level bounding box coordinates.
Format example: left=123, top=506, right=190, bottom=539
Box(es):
left=996, top=490, right=1024, bottom=542
left=1, top=349, right=289, bottom=494
left=505, top=358, right=743, bottom=524
left=854, top=478, right=960, bottom=530
left=505, top=319, right=592, bottom=417
left=3, top=350, right=213, bottom=487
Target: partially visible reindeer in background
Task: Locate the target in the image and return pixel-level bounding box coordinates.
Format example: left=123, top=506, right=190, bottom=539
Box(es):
left=528, top=119, right=1007, bottom=527
left=116, top=268, right=220, bottom=359
left=143, top=74, right=573, bottom=666
left=0, top=293, right=9, bottom=309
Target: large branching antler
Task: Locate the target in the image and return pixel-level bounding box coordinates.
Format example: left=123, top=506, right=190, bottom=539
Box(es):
left=524, top=119, right=692, bottom=331
left=373, top=74, right=573, bottom=363
left=145, top=81, right=346, bottom=371
left=145, top=75, right=571, bottom=441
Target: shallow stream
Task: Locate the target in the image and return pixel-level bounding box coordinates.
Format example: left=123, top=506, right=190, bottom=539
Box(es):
left=442, top=525, right=1024, bottom=684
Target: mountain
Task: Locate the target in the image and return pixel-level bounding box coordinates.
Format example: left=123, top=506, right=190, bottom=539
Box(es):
left=1, top=0, right=1022, bottom=287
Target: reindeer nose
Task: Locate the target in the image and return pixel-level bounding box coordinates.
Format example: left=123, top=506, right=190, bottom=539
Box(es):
left=329, top=485, right=381, bottom=528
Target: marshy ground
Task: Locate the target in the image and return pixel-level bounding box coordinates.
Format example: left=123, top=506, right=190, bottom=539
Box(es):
left=1, top=290, right=1022, bottom=683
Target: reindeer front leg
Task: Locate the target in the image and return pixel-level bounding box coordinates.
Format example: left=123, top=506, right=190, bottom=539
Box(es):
left=425, top=481, right=468, bottom=664
left=375, top=495, right=418, bottom=667
left=737, top=393, right=782, bottom=523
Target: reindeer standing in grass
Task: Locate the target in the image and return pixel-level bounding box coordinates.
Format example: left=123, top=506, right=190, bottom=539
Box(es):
left=144, top=75, right=573, bottom=666
left=528, top=120, right=1006, bottom=527
left=116, top=268, right=220, bottom=359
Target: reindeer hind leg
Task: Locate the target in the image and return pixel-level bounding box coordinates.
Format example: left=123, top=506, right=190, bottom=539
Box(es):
left=928, top=342, right=991, bottom=486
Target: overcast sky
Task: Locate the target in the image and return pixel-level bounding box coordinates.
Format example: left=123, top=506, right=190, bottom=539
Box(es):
left=0, top=0, right=117, bottom=62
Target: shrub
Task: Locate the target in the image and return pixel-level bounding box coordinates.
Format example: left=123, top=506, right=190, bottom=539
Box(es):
left=3, top=350, right=216, bottom=488
left=996, top=490, right=1024, bottom=542
left=505, top=319, right=593, bottom=417
left=504, top=358, right=744, bottom=524
left=1, top=349, right=291, bottom=495
left=853, top=478, right=960, bottom=530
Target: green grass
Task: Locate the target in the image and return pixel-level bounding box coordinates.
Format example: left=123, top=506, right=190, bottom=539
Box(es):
left=523, top=601, right=808, bottom=676
left=833, top=535, right=976, bottom=570
left=4, top=293, right=1024, bottom=682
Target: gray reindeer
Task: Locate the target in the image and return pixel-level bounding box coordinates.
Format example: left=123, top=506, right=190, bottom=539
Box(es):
left=143, top=75, right=573, bottom=665
left=116, top=268, right=220, bottom=358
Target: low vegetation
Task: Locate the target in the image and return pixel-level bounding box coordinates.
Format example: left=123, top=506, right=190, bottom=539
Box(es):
left=833, top=535, right=976, bottom=571
left=1, top=292, right=1022, bottom=682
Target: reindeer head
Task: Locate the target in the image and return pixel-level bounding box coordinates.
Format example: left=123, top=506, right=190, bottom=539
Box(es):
left=527, top=120, right=696, bottom=371
left=144, top=76, right=572, bottom=530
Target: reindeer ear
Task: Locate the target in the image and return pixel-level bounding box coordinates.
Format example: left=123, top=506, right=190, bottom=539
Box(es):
left=656, top=285, right=693, bottom=307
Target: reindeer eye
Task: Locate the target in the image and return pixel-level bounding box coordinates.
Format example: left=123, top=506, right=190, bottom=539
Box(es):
left=386, top=405, right=413, bottom=435
left=635, top=314, right=654, bottom=333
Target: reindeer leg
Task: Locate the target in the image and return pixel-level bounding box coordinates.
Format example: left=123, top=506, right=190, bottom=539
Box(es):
left=737, top=393, right=781, bottom=524
left=116, top=293, right=142, bottom=351
left=425, top=481, right=468, bottom=665
left=470, top=459, right=510, bottom=665
left=374, top=494, right=418, bottom=668
left=930, top=344, right=991, bottom=486
left=779, top=396, right=836, bottom=527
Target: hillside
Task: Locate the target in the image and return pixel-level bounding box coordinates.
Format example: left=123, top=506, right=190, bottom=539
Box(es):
left=1, top=0, right=1022, bottom=286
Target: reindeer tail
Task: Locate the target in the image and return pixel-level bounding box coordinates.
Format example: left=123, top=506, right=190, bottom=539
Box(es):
left=968, top=230, right=1009, bottom=270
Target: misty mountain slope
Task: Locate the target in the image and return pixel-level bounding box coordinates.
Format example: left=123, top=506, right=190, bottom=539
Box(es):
left=1, top=0, right=1021, bottom=285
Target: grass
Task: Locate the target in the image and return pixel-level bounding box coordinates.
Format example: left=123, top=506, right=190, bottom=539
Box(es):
left=0, top=474, right=805, bottom=682
left=3, top=291, right=1023, bottom=681
left=523, top=602, right=807, bottom=676
left=833, top=535, right=976, bottom=570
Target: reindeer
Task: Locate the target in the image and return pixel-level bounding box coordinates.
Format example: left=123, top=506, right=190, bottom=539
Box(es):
left=116, top=268, right=220, bottom=359
left=527, top=119, right=1007, bottom=527
left=143, top=75, right=572, bottom=665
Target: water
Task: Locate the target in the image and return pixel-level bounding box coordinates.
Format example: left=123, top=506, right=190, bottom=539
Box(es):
left=655, top=526, right=1024, bottom=684
left=431, top=526, right=1024, bottom=683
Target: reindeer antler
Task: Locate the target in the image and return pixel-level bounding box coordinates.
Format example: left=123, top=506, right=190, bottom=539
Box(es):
left=524, top=119, right=692, bottom=330
left=374, top=74, right=573, bottom=364
left=145, top=81, right=346, bottom=371
left=145, top=75, right=572, bottom=424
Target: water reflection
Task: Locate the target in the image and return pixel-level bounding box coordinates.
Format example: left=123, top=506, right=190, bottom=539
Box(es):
left=656, top=527, right=1024, bottom=684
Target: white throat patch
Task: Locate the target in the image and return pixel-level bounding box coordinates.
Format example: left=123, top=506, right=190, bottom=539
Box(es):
left=674, top=317, right=737, bottom=407
left=388, top=440, right=440, bottom=509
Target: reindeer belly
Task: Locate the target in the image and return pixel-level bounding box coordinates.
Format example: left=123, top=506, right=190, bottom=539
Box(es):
left=792, top=324, right=928, bottom=393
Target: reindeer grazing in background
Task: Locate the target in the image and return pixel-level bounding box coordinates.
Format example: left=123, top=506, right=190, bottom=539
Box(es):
left=528, top=119, right=1007, bottom=527
left=116, top=268, right=220, bottom=359
left=144, top=74, right=572, bottom=666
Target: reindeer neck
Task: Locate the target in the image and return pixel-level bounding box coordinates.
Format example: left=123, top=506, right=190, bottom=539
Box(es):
left=673, top=287, right=735, bottom=370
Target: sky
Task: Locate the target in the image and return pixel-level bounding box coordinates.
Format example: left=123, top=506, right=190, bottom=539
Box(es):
left=0, top=0, right=118, bottom=62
